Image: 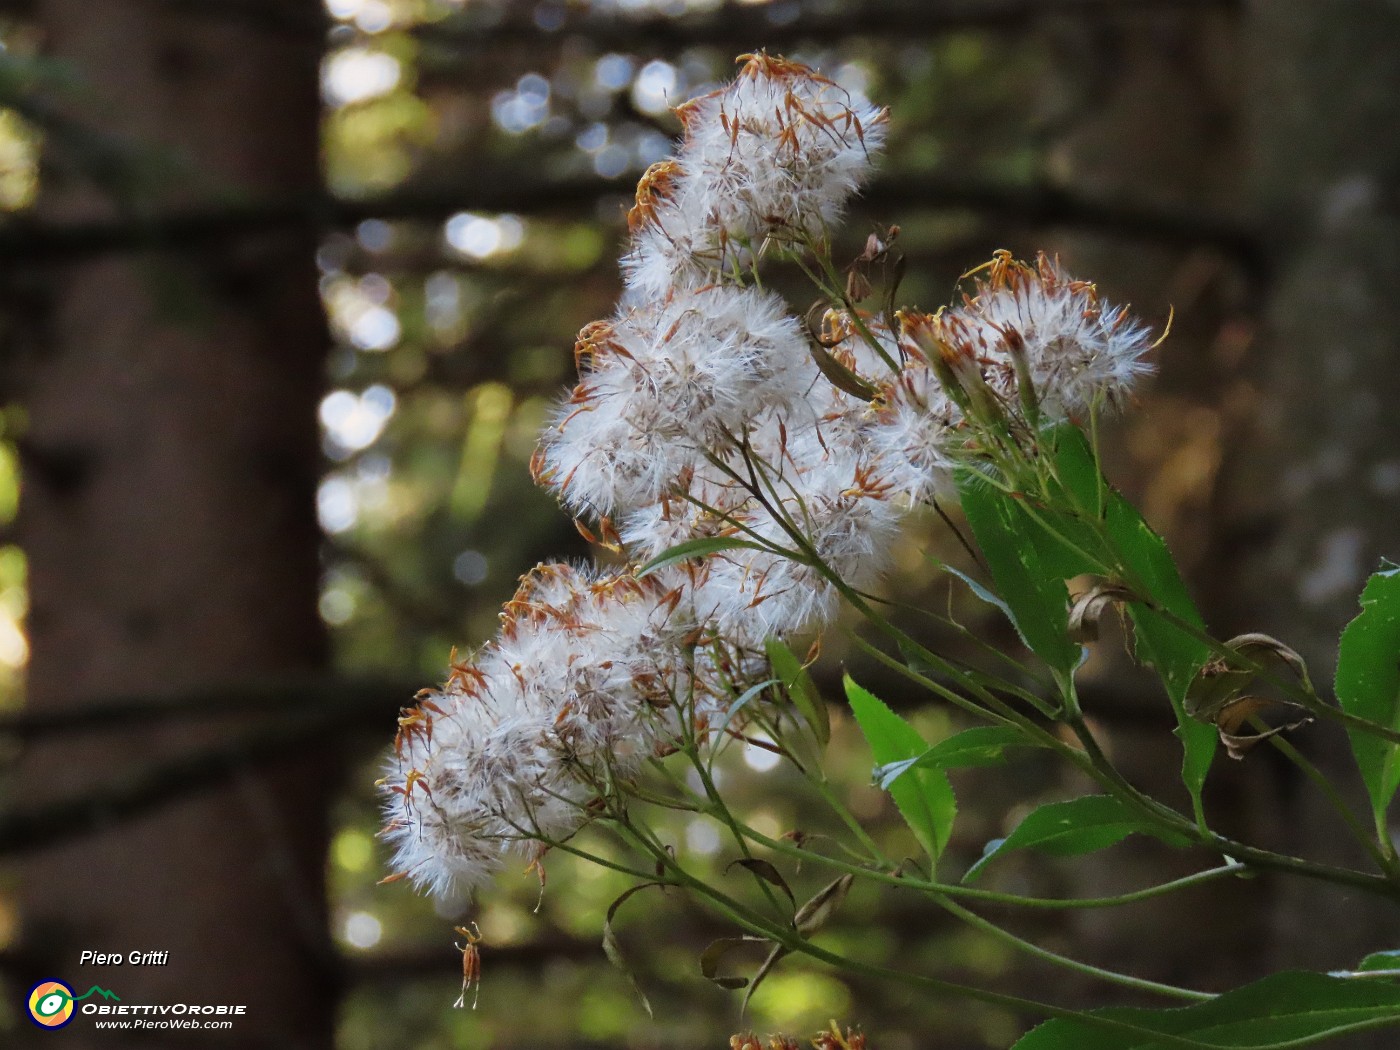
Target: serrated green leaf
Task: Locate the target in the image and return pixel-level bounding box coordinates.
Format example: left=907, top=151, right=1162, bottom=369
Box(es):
left=964, top=795, right=1189, bottom=884
left=636, top=536, right=772, bottom=578
left=1049, top=425, right=1216, bottom=803
left=875, top=726, right=1039, bottom=789
left=1011, top=970, right=1400, bottom=1049
left=844, top=674, right=955, bottom=861
left=765, top=636, right=829, bottom=749
left=1336, top=566, right=1400, bottom=822
left=955, top=466, right=1083, bottom=675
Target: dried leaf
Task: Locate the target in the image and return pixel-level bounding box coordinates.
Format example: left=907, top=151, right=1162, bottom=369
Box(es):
left=1067, top=581, right=1135, bottom=642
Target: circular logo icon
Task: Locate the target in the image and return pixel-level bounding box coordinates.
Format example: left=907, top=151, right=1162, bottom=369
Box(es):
left=27, top=980, right=75, bottom=1029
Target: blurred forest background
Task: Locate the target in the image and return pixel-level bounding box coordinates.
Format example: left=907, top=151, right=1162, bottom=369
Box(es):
left=0, top=0, right=1397, bottom=1048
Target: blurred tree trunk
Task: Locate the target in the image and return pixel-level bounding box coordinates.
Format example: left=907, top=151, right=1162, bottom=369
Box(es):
left=1039, top=9, right=1273, bottom=996
left=12, top=3, right=334, bottom=1048
left=1215, top=0, right=1400, bottom=992
left=1037, top=4, right=1400, bottom=1020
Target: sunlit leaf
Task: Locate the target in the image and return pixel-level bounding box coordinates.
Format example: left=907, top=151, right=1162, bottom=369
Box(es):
left=844, top=675, right=955, bottom=862
left=1357, top=950, right=1400, bottom=975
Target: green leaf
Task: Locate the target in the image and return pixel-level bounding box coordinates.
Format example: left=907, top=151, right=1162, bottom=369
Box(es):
left=955, top=466, right=1084, bottom=675
left=875, top=726, right=1038, bottom=789
left=844, top=675, right=955, bottom=861
left=765, top=636, right=830, bottom=749
left=964, top=795, right=1189, bottom=884
left=1049, top=425, right=1216, bottom=803
left=1336, top=565, right=1400, bottom=821
left=602, top=883, right=665, bottom=1017
left=809, top=341, right=877, bottom=401
left=636, top=536, right=772, bottom=578
left=1011, top=970, right=1400, bottom=1049
left=711, top=678, right=779, bottom=744
left=1104, top=497, right=1217, bottom=798
left=942, top=563, right=1018, bottom=621
left=1357, top=951, right=1400, bottom=975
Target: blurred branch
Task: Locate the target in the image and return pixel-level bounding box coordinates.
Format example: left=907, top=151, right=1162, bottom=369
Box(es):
left=0, top=173, right=1262, bottom=270
left=0, top=665, right=1181, bottom=857
left=155, top=0, right=328, bottom=36
left=0, top=673, right=417, bottom=740
left=415, top=0, right=1241, bottom=54
left=0, top=677, right=417, bottom=857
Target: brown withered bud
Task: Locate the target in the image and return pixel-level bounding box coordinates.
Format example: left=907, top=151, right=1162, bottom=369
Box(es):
left=627, top=159, right=681, bottom=231
left=811, top=1022, right=867, bottom=1050
left=845, top=267, right=873, bottom=302
left=898, top=309, right=971, bottom=413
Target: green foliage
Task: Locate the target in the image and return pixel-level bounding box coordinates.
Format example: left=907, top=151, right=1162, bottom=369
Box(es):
left=874, top=726, right=1039, bottom=789
left=1011, top=971, right=1400, bottom=1049
left=844, top=675, right=956, bottom=863
left=955, top=464, right=1085, bottom=676
left=765, top=636, right=830, bottom=751
left=1357, top=950, right=1400, bottom=974
left=955, top=425, right=1216, bottom=807
left=1336, top=565, right=1400, bottom=823
left=1052, top=429, right=1217, bottom=797
left=963, top=796, right=1190, bottom=884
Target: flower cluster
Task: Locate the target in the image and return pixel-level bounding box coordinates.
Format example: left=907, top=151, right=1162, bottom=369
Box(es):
left=731, top=1022, right=868, bottom=1050
left=381, top=54, right=1159, bottom=899
left=623, top=52, right=888, bottom=301
left=384, top=563, right=743, bottom=897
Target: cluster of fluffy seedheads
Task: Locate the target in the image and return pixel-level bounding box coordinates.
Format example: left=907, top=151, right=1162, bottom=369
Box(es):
left=380, top=53, right=1155, bottom=900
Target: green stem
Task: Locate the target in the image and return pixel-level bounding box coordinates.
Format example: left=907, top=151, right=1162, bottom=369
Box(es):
left=611, top=812, right=1400, bottom=1050
left=731, top=816, right=1247, bottom=910
left=932, top=893, right=1214, bottom=1001
left=1266, top=730, right=1400, bottom=878
left=807, top=772, right=889, bottom=867
left=682, top=740, right=786, bottom=914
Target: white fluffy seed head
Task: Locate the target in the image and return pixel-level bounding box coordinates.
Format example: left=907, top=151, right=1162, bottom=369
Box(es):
left=534, top=284, right=810, bottom=517
left=384, top=50, right=1164, bottom=903
left=381, top=563, right=731, bottom=898
left=938, top=251, right=1156, bottom=418
left=622, top=54, right=887, bottom=298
